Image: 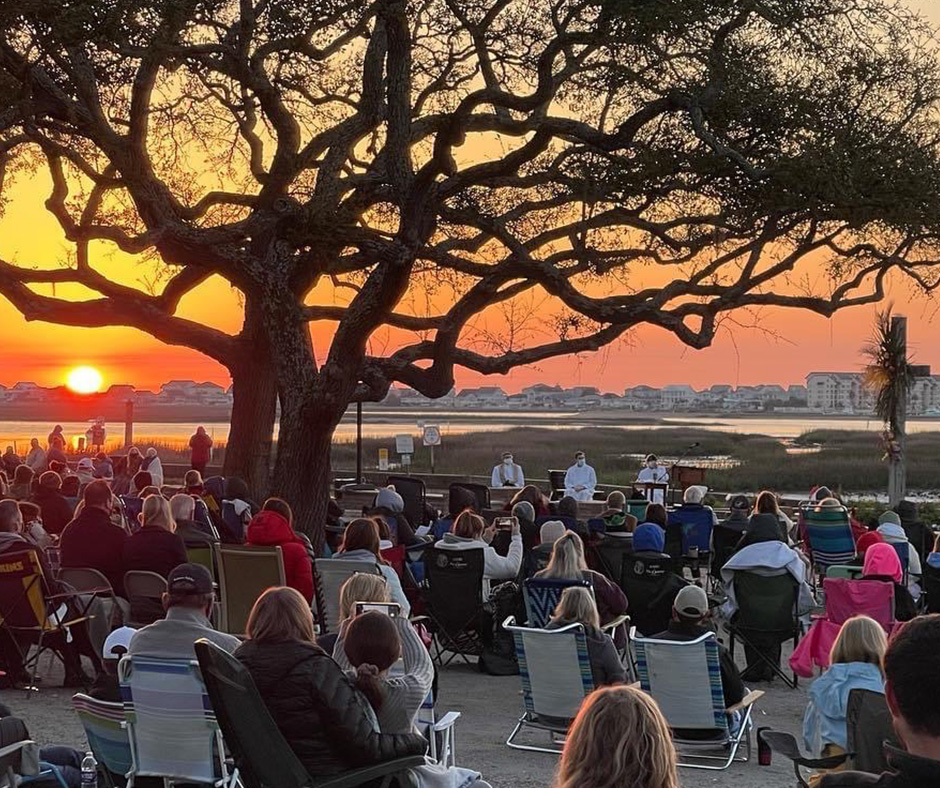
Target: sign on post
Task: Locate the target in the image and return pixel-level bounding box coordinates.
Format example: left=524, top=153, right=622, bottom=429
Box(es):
left=395, top=434, right=415, bottom=455
left=422, top=425, right=441, bottom=447
left=378, top=448, right=389, bottom=471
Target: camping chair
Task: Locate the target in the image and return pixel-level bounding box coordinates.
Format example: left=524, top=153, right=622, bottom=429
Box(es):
left=889, top=542, right=911, bottom=585
left=417, top=691, right=461, bottom=768
left=824, top=577, right=894, bottom=630
left=725, top=571, right=801, bottom=688
left=758, top=730, right=852, bottom=788
left=803, top=505, right=857, bottom=574
left=420, top=546, right=486, bottom=666
left=523, top=578, right=592, bottom=629
left=0, top=718, right=69, bottom=788
left=386, top=475, right=428, bottom=529
left=592, top=536, right=634, bottom=583
left=502, top=617, right=594, bottom=753
left=626, top=498, right=650, bottom=520
left=710, top=525, right=743, bottom=579
left=666, top=507, right=714, bottom=564
left=633, top=631, right=764, bottom=770
left=118, top=655, right=238, bottom=788
left=620, top=552, right=683, bottom=636
left=449, top=483, right=489, bottom=513
left=218, top=502, right=248, bottom=544
left=193, top=640, right=424, bottom=788
left=72, top=693, right=132, bottom=788
left=0, top=550, right=93, bottom=696
left=119, top=497, right=143, bottom=533
left=213, top=544, right=285, bottom=636
left=313, top=558, right=381, bottom=635
left=826, top=565, right=864, bottom=580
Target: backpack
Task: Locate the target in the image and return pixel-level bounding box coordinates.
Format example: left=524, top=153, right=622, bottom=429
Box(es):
left=477, top=581, right=524, bottom=676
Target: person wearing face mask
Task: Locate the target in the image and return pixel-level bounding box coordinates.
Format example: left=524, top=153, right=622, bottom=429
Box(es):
left=564, top=452, right=597, bottom=502
left=491, top=452, right=525, bottom=488
left=636, top=454, right=669, bottom=505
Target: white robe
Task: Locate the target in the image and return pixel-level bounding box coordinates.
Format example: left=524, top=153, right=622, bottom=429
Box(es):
left=636, top=466, right=669, bottom=504
left=564, top=463, right=597, bottom=502
left=491, top=463, right=524, bottom=488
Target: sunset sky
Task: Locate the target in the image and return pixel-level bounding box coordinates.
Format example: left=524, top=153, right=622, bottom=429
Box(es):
left=1, top=1, right=939, bottom=395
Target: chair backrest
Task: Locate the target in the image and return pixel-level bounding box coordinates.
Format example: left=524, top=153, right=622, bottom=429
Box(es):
left=120, top=496, right=144, bottom=532
left=732, top=571, right=799, bottom=632
left=823, top=577, right=894, bottom=629
left=214, top=544, right=286, bottom=636
left=620, top=552, right=681, bottom=636
left=194, top=640, right=312, bottom=788
left=890, top=542, right=910, bottom=583
left=59, top=566, right=114, bottom=596
left=804, top=507, right=856, bottom=567
left=626, top=499, right=650, bottom=520
left=72, top=693, right=132, bottom=778
left=380, top=545, right=406, bottom=580
left=547, top=470, right=567, bottom=495
left=118, top=655, right=225, bottom=784
left=633, top=631, right=728, bottom=732
left=666, top=506, right=714, bottom=555
left=504, top=618, right=594, bottom=721
left=826, top=565, right=864, bottom=580
left=593, top=537, right=634, bottom=582
left=186, top=545, right=215, bottom=577
left=313, top=558, right=381, bottom=635
left=423, top=547, right=486, bottom=634
left=846, top=688, right=895, bottom=774
left=0, top=550, right=48, bottom=629
left=449, top=483, right=490, bottom=512
left=710, top=525, right=743, bottom=574
left=124, top=570, right=168, bottom=601
left=523, top=577, right=592, bottom=629
left=385, top=476, right=427, bottom=528
left=219, top=501, right=247, bottom=543
left=432, top=517, right=454, bottom=540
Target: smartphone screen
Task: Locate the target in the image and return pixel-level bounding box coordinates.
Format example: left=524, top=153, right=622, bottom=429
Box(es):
left=355, top=602, right=401, bottom=617
left=495, top=517, right=514, bottom=530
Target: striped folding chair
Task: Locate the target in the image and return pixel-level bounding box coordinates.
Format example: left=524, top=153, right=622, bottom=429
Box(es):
left=72, top=693, right=132, bottom=788
left=803, top=505, right=856, bottom=572
left=119, top=656, right=239, bottom=788
left=502, top=617, right=595, bottom=754
left=522, top=578, right=592, bottom=629
left=633, top=631, right=763, bottom=771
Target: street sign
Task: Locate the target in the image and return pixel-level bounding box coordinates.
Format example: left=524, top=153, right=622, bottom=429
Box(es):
left=395, top=434, right=415, bottom=455
left=422, top=424, right=441, bottom=447
left=378, top=448, right=389, bottom=471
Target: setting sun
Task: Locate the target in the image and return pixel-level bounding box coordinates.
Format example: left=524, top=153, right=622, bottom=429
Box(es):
left=66, top=365, right=103, bottom=394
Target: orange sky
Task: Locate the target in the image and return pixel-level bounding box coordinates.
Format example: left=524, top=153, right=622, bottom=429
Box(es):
left=1, top=1, right=939, bottom=395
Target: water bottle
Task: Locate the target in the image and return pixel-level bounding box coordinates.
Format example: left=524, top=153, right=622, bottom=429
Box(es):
left=80, top=752, right=98, bottom=788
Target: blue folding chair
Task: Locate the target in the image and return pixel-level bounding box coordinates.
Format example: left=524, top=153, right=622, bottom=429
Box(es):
left=667, top=506, right=714, bottom=557
left=73, top=693, right=132, bottom=787
left=523, top=577, right=592, bottom=628
left=803, top=506, right=857, bottom=571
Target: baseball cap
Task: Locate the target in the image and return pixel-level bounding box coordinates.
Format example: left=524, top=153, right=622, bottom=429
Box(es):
left=102, top=626, right=137, bottom=660
left=167, top=563, right=213, bottom=596
left=674, top=585, right=709, bottom=618
left=728, top=494, right=751, bottom=512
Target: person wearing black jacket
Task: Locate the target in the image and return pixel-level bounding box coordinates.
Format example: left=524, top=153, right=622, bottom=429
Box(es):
left=31, top=472, right=74, bottom=536
left=236, top=587, right=425, bottom=778
left=123, top=495, right=187, bottom=579
left=60, top=480, right=128, bottom=596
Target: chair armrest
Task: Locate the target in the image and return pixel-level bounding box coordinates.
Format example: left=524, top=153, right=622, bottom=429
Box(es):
left=759, top=730, right=849, bottom=770
left=602, top=614, right=629, bottom=634
left=725, top=689, right=765, bottom=714
left=432, top=711, right=461, bottom=731
left=313, top=756, right=427, bottom=788
left=0, top=739, right=35, bottom=760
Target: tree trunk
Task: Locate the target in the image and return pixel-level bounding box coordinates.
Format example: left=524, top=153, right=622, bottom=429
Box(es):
left=223, top=356, right=278, bottom=498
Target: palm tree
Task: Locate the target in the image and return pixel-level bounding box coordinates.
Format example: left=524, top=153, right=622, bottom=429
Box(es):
left=862, top=307, right=913, bottom=504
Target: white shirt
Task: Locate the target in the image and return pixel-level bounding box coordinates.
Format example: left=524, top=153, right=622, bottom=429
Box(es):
left=491, top=462, right=525, bottom=488
left=564, top=463, right=597, bottom=502
left=636, top=466, right=669, bottom=504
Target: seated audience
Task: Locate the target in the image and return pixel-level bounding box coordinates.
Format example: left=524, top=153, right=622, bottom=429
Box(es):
left=76, top=457, right=96, bottom=486
left=366, top=486, right=418, bottom=546
left=755, top=490, right=796, bottom=542
left=129, top=563, right=239, bottom=658
left=31, top=471, right=73, bottom=536
left=141, top=447, right=164, bottom=487
left=547, top=587, right=625, bottom=687
left=60, top=474, right=80, bottom=501
left=93, top=452, right=113, bottom=480
left=820, top=615, right=940, bottom=787
left=601, top=490, right=638, bottom=534
left=246, top=498, right=314, bottom=603
left=511, top=500, right=539, bottom=551
left=335, top=518, right=410, bottom=615
left=25, top=439, right=47, bottom=474
left=1, top=446, right=21, bottom=477
left=508, top=484, right=551, bottom=518
left=127, top=446, right=143, bottom=476
left=132, top=471, right=153, bottom=495
left=527, top=519, right=567, bottom=576
left=183, top=469, right=205, bottom=495
left=641, top=502, right=668, bottom=530
left=633, top=522, right=667, bottom=554
left=60, top=480, right=129, bottom=595
left=877, top=511, right=922, bottom=594
left=555, top=685, right=679, bottom=788
left=18, top=501, right=52, bottom=550
left=317, top=572, right=390, bottom=655
left=555, top=495, right=580, bottom=525
left=235, top=587, right=426, bottom=778
left=436, top=510, right=522, bottom=597
left=803, top=615, right=886, bottom=759
left=9, top=464, right=33, bottom=501
left=169, top=493, right=217, bottom=545
left=535, top=531, right=627, bottom=626
left=653, top=585, right=744, bottom=708
left=123, top=494, right=188, bottom=578
left=89, top=626, right=136, bottom=703
left=861, top=543, right=917, bottom=622
left=110, top=456, right=132, bottom=496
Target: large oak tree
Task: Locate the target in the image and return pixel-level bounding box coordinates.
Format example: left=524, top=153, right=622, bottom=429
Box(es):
left=2, top=0, right=940, bottom=542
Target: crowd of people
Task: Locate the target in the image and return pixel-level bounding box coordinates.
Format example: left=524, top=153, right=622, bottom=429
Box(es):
left=1, top=432, right=940, bottom=788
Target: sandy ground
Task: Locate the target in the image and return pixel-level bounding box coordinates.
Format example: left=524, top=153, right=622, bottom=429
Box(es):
left=1, top=639, right=812, bottom=788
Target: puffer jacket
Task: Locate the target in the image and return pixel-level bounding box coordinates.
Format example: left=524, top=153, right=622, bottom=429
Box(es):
left=246, top=510, right=314, bottom=603
left=235, top=640, right=426, bottom=776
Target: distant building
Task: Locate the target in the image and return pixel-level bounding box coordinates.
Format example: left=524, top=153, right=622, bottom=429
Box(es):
left=661, top=384, right=698, bottom=409
left=806, top=372, right=874, bottom=412
left=455, top=386, right=507, bottom=408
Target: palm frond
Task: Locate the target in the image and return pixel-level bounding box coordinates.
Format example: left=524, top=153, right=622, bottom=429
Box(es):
left=861, top=306, right=914, bottom=435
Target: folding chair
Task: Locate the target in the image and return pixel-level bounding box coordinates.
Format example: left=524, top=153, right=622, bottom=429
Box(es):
left=386, top=475, right=428, bottom=529
left=118, top=656, right=238, bottom=788
left=313, top=558, right=381, bottom=635
left=620, top=552, right=683, bottom=636
left=846, top=687, right=895, bottom=774
left=523, top=578, right=591, bottom=629
left=417, top=692, right=461, bottom=768
left=626, top=499, right=650, bottom=520
left=503, top=617, right=594, bottom=754
left=825, top=565, right=864, bottom=580
left=194, top=640, right=424, bottom=788
left=592, top=536, right=634, bottom=583
left=119, top=497, right=143, bottom=533
left=633, top=631, right=763, bottom=770
left=213, top=544, right=285, bottom=636
left=72, top=693, right=132, bottom=788
left=725, top=571, right=801, bottom=688
left=123, top=571, right=167, bottom=600
left=803, top=505, right=857, bottom=573
left=666, top=506, right=714, bottom=562
left=710, top=525, right=743, bottom=579
left=759, top=730, right=850, bottom=788
left=186, top=545, right=215, bottom=577
left=448, top=483, right=489, bottom=513
left=0, top=718, right=69, bottom=788
left=421, top=546, right=486, bottom=666
left=889, top=542, right=911, bottom=586
left=823, top=577, right=894, bottom=630
left=0, top=550, right=93, bottom=696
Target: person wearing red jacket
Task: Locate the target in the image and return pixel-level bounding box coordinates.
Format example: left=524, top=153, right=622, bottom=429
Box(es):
left=246, top=499, right=314, bottom=604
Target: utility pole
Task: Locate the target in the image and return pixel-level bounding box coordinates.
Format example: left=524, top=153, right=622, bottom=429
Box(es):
left=888, top=316, right=907, bottom=507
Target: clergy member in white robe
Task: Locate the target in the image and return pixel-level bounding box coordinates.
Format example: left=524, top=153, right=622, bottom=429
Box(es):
left=491, top=452, right=525, bottom=488
left=564, top=452, right=597, bottom=502
left=636, top=453, right=669, bottom=505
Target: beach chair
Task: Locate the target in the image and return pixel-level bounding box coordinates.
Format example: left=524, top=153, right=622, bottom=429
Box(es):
left=213, top=544, right=285, bottom=636
left=118, top=655, right=238, bottom=788
left=803, top=505, right=856, bottom=572
left=620, top=552, right=684, bottom=636
left=386, top=475, right=428, bottom=529
left=313, top=558, right=380, bottom=635
left=72, top=693, right=132, bottom=788
left=503, top=617, right=595, bottom=754
left=725, top=571, right=801, bottom=688
left=633, top=631, right=763, bottom=770
left=193, top=639, right=424, bottom=788
left=0, top=717, right=69, bottom=788
left=421, top=546, right=486, bottom=666
left=417, top=691, right=461, bottom=768
left=523, top=578, right=592, bottom=629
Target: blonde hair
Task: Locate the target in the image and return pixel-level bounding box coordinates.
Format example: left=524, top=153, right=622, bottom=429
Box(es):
left=453, top=510, right=485, bottom=539
left=542, top=532, right=588, bottom=580
left=550, top=587, right=600, bottom=630
left=830, top=615, right=887, bottom=674
left=246, top=586, right=315, bottom=643
left=339, top=572, right=389, bottom=622
left=169, top=493, right=195, bottom=522
left=556, top=686, right=679, bottom=788
left=141, top=494, right=176, bottom=532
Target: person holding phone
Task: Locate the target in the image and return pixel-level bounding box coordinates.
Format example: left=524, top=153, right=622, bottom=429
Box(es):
left=436, top=510, right=523, bottom=598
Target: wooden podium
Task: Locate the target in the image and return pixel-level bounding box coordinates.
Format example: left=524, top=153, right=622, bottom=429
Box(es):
left=673, top=466, right=707, bottom=489
left=636, top=482, right=669, bottom=503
